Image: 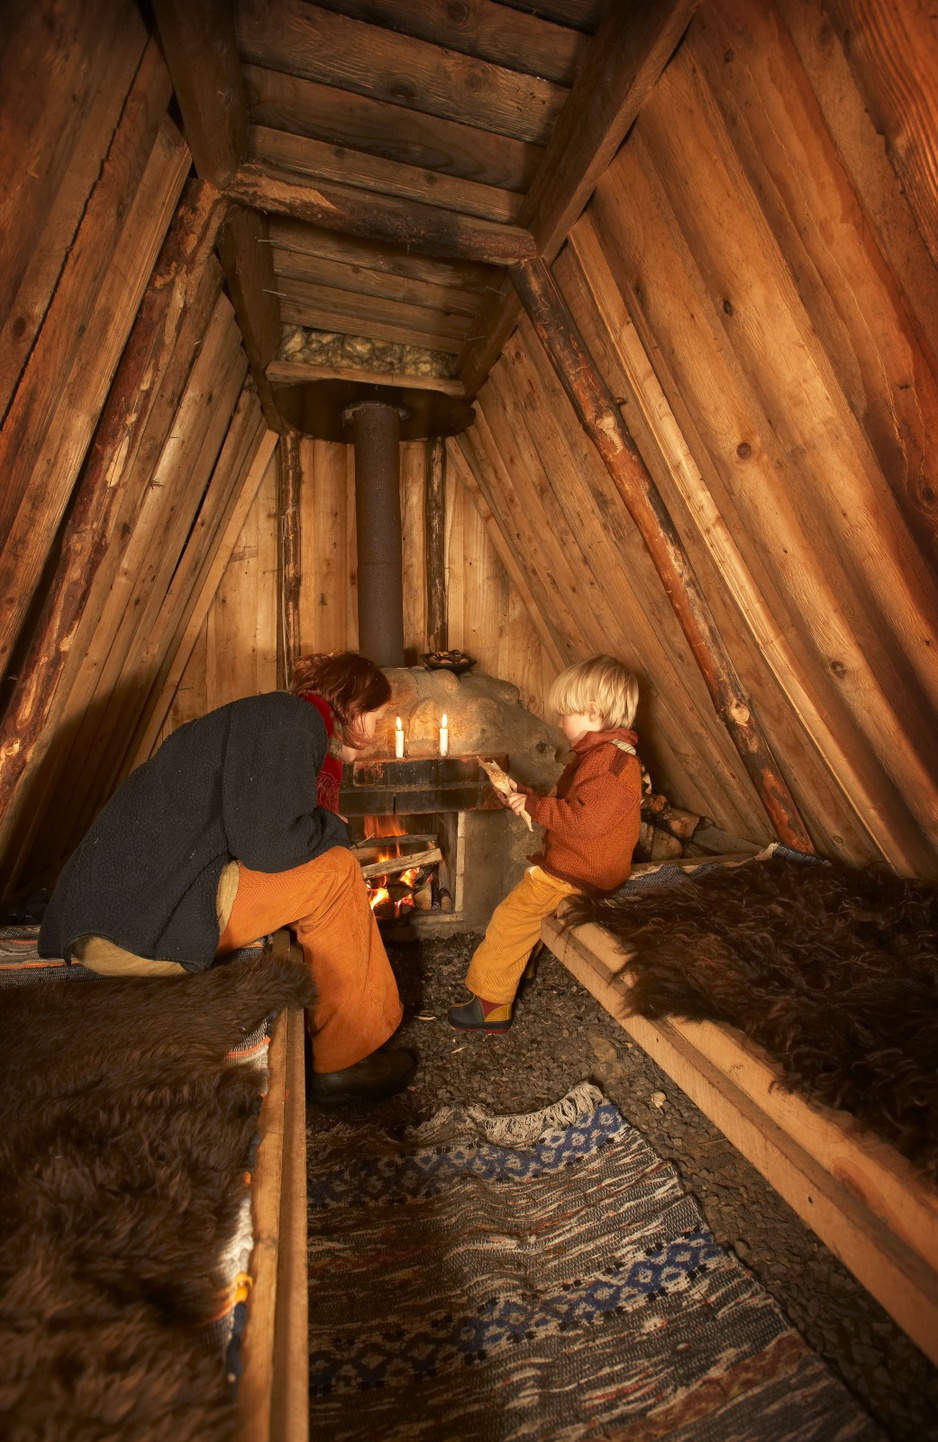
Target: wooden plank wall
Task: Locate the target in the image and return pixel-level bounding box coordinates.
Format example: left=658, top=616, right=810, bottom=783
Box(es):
left=0, top=3, right=273, bottom=899
left=174, top=434, right=558, bottom=720
left=460, top=0, right=938, bottom=877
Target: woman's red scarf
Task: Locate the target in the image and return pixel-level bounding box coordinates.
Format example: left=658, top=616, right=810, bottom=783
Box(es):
left=299, top=692, right=344, bottom=814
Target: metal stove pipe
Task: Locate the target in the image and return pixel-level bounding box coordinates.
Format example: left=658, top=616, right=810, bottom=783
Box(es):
left=343, top=400, right=407, bottom=667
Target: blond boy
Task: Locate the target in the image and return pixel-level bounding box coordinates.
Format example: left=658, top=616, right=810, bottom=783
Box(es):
left=449, top=655, right=642, bottom=1033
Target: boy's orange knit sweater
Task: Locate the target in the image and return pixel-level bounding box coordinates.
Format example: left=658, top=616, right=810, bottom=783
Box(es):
left=518, top=728, right=642, bottom=895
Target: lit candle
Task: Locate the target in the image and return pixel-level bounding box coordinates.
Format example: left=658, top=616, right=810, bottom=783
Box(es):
left=395, top=715, right=405, bottom=758
left=439, top=712, right=449, bottom=757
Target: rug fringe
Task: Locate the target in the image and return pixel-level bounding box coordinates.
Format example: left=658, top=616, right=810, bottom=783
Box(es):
left=465, top=1080, right=605, bottom=1146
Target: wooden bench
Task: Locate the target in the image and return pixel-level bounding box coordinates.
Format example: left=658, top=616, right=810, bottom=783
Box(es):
left=237, top=931, right=309, bottom=1442
left=541, top=864, right=938, bottom=1367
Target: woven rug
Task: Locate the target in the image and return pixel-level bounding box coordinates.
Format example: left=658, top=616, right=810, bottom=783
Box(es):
left=308, top=1083, right=881, bottom=1441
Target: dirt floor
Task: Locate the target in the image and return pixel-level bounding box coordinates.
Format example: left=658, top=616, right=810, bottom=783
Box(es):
left=309, top=928, right=938, bottom=1442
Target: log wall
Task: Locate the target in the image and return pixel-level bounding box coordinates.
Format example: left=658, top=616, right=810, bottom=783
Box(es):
left=174, top=435, right=558, bottom=718
left=0, top=3, right=275, bottom=899
left=1, top=0, right=937, bottom=897
left=459, top=0, right=938, bottom=876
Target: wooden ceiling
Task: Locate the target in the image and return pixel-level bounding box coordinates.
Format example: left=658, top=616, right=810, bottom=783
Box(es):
left=151, top=0, right=696, bottom=417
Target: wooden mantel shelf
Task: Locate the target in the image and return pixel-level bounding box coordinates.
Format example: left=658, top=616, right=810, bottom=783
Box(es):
left=541, top=887, right=938, bottom=1368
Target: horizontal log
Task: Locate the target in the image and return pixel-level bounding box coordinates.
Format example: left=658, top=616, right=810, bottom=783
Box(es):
left=236, top=0, right=568, bottom=146
left=268, top=360, right=464, bottom=396
left=272, top=274, right=470, bottom=344
left=244, top=64, right=540, bottom=194
left=359, top=846, right=443, bottom=881
left=268, top=216, right=494, bottom=292
left=310, top=0, right=587, bottom=85
left=273, top=247, right=479, bottom=318
left=228, top=162, right=536, bottom=267
left=251, top=125, right=523, bottom=226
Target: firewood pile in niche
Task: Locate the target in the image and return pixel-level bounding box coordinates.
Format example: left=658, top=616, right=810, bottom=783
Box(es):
left=353, top=816, right=446, bottom=920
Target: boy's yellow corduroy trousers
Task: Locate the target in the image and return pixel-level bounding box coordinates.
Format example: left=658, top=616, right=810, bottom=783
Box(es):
left=465, top=865, right=582, bottom=1005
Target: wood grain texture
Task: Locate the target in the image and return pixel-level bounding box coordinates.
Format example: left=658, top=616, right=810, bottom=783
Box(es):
left=251, top=125, right=523, bottom=224
left=128, top=412, right=277, bottom=770
left=309, top=0, right=588, bottom=84
left=235, top=0, right=568, bottom=145
left=424, top=437, right=447, bottom=653
left=689, top=0, right=938, bottom=575
left=216, top=203, right=283, bottom=430
left=273, top=274, right=470, bottom=346
left=0, top=45, right=185, bottom=678
left=822, top=0, right=938, bottom=271
left=607, top=45, right=938, bottom=859
left=562, top=219, right=924, bottom=871
left=272, top=247, right=479, bottom=318
left=512, top=257, right=813, bottom=850
left=278, top=430, right=303, bottom=686
left=243, top=63, right=540, bottom=192
left=228, top=161, right=536, bottom=267
left=38, top=302, right=249, bottom=871
left=268, top=215, right=494, bottom=292
left=0, top=0, right=147, bottom=423
left=151, top=0, right=248, bottom=184
left=0, top=179, right=225, bottom=845
left=458, top=0, right=698, bottom=398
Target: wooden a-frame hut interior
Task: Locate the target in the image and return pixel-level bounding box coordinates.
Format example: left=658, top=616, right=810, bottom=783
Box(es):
left=1, top=1, right=937, bottom=1438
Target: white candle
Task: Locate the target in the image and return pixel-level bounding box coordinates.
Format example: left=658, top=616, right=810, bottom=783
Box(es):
left=439, top=713, right=449, bottom=757
left=395, top=715, right=404, bottom=758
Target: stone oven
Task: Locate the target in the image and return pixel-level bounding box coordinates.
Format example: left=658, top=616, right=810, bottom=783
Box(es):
left=340, top=667, right=565, bottom=935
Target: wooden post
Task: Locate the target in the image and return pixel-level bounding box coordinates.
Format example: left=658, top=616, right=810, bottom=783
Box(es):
left=0, top=179, right=225, bottom=832
left=425, top=436, right=448, bottom=654
left=511, top=257, right=813, bottom=853
left=278, top=429, right=303, bottom=688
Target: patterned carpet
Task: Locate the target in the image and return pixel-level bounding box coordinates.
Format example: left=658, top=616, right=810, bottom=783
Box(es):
left=308, top=1082, right=882, bottom=1441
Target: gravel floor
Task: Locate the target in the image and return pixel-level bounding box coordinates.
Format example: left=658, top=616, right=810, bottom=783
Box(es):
left=309, top=929, right=938, bottom=1442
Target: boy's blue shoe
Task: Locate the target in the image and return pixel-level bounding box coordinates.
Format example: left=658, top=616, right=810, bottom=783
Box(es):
left=448, top=995, right=513, bottom=1033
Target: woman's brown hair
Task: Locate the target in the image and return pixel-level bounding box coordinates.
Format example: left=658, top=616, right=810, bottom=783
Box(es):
left=290, top=651, right=391, bottom=722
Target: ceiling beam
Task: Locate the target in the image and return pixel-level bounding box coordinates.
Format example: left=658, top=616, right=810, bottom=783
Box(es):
left=151, top=0, right=286, bottom=426
left=227, top=161, right=536, bottom=268
left=458, top=0, right=699, bottom=399
left=150, top=0, right=248, bottom=186
left=215, top=204, right=283, bottom=430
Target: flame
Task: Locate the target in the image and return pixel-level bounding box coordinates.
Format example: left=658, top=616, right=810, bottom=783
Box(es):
left=363, top=814, right=407, bottom=840
left=367, top=882, right=416, bottom=918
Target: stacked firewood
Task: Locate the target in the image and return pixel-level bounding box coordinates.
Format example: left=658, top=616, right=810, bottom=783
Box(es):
left=636, top=766, right=700, bottom=862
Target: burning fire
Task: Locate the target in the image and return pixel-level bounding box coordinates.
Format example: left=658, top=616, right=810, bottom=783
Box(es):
left=363, top=814, right=407, bottom=840
left=362, top=816, right=431, bottom=917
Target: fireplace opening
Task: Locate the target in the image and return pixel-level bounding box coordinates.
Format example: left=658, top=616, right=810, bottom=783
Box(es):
left=351, top=813, right=458, bottom=921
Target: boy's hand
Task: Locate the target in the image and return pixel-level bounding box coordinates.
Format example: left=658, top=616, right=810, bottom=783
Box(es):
left=504, top=788, right=529, bottom=816
left=479, top=757, right=533, bottom=830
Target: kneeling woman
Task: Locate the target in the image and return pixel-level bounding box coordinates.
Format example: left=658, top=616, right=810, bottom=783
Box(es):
left=39, top=651, right=414, bottom=1105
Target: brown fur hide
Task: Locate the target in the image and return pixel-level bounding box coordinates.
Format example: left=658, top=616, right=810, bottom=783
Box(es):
left=565, top=859, right=938, bottom=1180
left=0, top=955, right=313, bottom=1442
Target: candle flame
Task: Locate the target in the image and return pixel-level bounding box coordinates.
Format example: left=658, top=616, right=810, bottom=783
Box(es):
left=396, top=715, right=403, bottom=729
left=441, top=713, right=448, bottom=727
